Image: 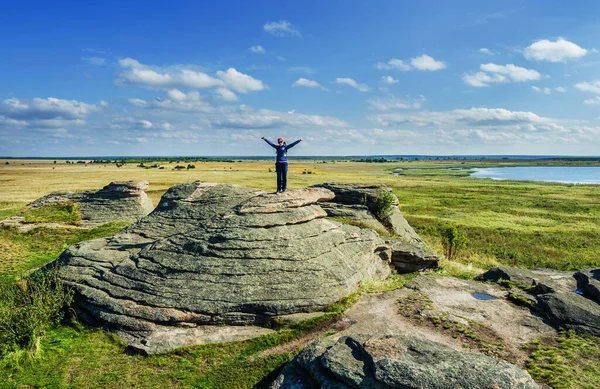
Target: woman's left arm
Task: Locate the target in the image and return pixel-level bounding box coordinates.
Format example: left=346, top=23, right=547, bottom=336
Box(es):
left=286, top=139, right=302, bottom=150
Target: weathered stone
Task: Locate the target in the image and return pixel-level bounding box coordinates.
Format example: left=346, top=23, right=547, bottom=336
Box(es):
left=574, top=269, right=600, bottom=303
left=311, top=183, right=424, bottom=246
left=387, top=239, right=439, bottom=273
left=476, top=266, right=576, bottom=293
left=47, top=182, right=392, bottom=352
left=320, top=202, right=389, bottom=232
left=28, top=181, right=154, bottom=227
left=270, top=334, right=539, bottom=389
left=536, top=291, right=600, bottom=336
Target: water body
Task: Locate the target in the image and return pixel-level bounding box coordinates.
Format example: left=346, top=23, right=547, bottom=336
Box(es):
left=471, top=166, right=600, bottom=184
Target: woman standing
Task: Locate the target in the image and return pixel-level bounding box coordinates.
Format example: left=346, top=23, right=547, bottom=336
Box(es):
left=261, top=136, right=302, bottom=193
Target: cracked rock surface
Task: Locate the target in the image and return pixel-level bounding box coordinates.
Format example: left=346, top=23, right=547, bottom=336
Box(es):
left=48, top=182, right=392, bottom=352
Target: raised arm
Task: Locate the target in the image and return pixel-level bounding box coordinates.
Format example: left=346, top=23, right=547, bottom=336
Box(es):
left=285, top=139, right=302, bottom=150
left=261, top=137, right=278, bottom=149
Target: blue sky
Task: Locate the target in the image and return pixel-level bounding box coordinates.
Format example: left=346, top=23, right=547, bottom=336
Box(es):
left=2, top=0, right=600, bottom=157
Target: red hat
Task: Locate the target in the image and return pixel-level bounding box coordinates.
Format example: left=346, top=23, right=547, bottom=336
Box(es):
left=277, top=137, right=284, bottom=143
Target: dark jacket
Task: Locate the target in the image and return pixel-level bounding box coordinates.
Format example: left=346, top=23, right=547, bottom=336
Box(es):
left=263, top=138, right=301, bottom=163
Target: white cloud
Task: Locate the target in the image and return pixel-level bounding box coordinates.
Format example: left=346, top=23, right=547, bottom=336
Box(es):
left=139, top=120, right=153, bottom=129
left=575, top=80, right=600, bottom=94
left=216, top=68, right=265, bottom=93
left=463, top=63, right=540, bottom=87
left=381, top=76, right=398, bottom=84
left=82, top=56, right=106, bottom=65
left=543, top=88, right=552, bottom=95
left=410, top=54, right=447, bottom=71
left=524, top=38, right=589, bottom=62
left=367, top=95, right=426, bottom=111
left=555, top=87, right=566, bottom=93
left=117, top=58, right=224, bottom=89
left=375, top=59, right=411, bottom=71
left=335, top=78, right=369, bottom=92
left=479, top=48, right=494, bottom=55
left=263, top=20, right=301, bottom=37
left=99, top=100, right=109, bottom=107
left=0, top=97, right=97, bottom=121
left=214, top=87, right=238, bottom=102
left=584, top=96, right=600, bottom=105
left=375, top=55, right=446, bottom=72
left=532, top=86, right=541, bottom=92
left=210, top=107, right=349, bottom=129
left=249, top=45, right=265, bottom=54
left=292, top=78, right=326, bottom=90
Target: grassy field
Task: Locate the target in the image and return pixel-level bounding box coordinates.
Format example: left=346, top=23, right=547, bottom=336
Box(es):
left=0, top=158, right=599, bottom=388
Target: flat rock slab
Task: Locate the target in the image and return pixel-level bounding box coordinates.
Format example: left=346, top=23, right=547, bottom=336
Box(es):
left=478, top=267, right=600, bottom=337
left=48, top=182, right=393, bottom=353
left=270, top=334, right=540, bottom=389
left=337, top=276, right=554, bottom=366
left=121, top=324, right=275, bottom=355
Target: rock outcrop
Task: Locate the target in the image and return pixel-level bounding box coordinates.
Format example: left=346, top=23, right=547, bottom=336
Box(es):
left=312, top=183, right=438, bottom=272
left=478, top=266, right=600, bottom=336
left=28, top=181, right=154, bottom=227
left=48, top=182, right=393, bottom=352
left=270, top=334, right=540, bottom=389
left=311, top=183, right=424, bottom=246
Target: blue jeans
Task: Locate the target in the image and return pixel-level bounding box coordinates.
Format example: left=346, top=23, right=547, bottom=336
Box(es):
left=276, top=162, right=288, bottom=192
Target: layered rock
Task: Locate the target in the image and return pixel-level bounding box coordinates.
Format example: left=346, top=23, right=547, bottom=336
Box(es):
left=478, top=266, right=600, bottom=336
left=48, top=182, right=392, bottom=350
left=312, top=183, right=424, bottom=246
left=270, top=334, right=539, bottom=389
left=28, top=181, right=154, bottom=227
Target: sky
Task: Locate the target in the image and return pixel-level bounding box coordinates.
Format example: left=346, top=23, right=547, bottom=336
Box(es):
left=2, top=0, right=600, bottom=157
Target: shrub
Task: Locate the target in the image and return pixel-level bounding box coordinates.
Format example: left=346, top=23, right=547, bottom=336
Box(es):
left=436, top=223, right=469, bottom=261
left=372, top=190, right=395, bottom=219
left=0, top=269, right=74, bottom=357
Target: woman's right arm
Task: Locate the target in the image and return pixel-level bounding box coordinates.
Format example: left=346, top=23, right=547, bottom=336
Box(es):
left=262, top=137, right=277, bottom=149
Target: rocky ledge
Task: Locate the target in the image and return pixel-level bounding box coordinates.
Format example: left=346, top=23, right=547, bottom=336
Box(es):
left=270, top=334, right=539, bottom=389
left=28, top=181, right=154, bottom=227
left=47, top=182, right=417, bottom=352
left=477, top=266, right=600, bottom=336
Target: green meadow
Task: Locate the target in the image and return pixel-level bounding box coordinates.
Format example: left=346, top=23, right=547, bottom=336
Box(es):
left=0, top=158, right=599, bottom=388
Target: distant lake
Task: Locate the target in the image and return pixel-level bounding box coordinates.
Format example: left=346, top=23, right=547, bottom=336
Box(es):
left=470, top=166, right=600, bottom=184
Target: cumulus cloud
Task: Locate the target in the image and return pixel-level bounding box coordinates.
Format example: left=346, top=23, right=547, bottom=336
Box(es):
left=335, top=78, right=369, bottom=92
left=543, top=88, right=552, bottom=95
left=0, top=97, right=97, bottom=121
left=532, top=86, right=541, bottom=92
left=524, top=38, right=589, bottom=62
left=575, top=80, right=600, bottom=94
left=292, top=78, right=326, bottom=90
left=463, top=63, right=541, bottom=87
left=370, top=107, right=551, bottom=129
left=216, top=68, right=265, bottom=93
left=410, top=54, right=447, bottom=71
left=214, top=87, right=238, bottom=102
left=117, top=58, right=265, bottom=94
left=375, top=59, right=411, bottom=71
left=249, top=45, right=265, bottom=54
left=479, top=48, right=494, bottom=55
left=555, top=87, right=566, bottom=93
left=375, top=54, right=446, bottom=72
left=210, top=106, right=349, bottom=129
left=381, top=76, right=398, bottom=84
left=584, top=96, right=600, bottom=105
left=263, top=20, right=301, bottom=37
left=367, top=95, right=426, bottom=111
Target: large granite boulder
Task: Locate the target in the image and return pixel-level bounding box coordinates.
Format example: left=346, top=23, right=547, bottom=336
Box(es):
left=270, top=334, right=539, bottom=389
left=478, top=266, right=600, bottom=337
left=28, top=181, right=154, bottom=227
left=311, top=183, right=424, bottom=246
left=48, top=182, right=392, bottom=350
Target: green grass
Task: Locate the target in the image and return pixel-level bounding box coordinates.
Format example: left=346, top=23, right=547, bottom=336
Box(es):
left=21, top=202, right=81, bottom=225
left=524, top=331, right=600, bottom=389
left=0, top=222, right=129, bottom=281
